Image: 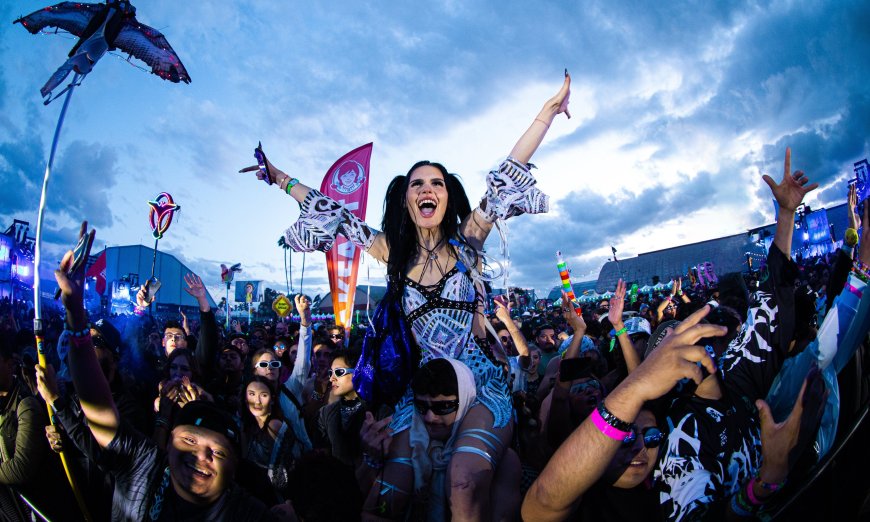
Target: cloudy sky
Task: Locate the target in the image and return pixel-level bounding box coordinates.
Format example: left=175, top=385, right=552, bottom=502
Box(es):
left=1, top=0, right=868, bottom=303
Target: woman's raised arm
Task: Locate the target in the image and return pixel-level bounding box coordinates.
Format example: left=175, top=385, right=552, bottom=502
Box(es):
left=461, top=72, right=571, bottom=249
left=510, top=70, right=571, bottom=164
left=241, top=151, right=389, bottom=263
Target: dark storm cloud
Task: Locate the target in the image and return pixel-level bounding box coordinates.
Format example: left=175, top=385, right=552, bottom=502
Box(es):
left=502, top=170, right=719, bottom=290
left=0, top=134, right=121, bottom=237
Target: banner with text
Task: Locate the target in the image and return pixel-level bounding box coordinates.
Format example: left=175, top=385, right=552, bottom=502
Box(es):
left=320, top=143, right=373, bottom=328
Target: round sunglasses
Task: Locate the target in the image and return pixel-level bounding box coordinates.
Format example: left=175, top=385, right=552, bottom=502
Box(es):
left=254, top=360, right=282, bottom=369
left=622, top=426, right=664, bottom=448
left=328, top=367, right=354, bottom=378
left=413, top=398, right=460, bottom=416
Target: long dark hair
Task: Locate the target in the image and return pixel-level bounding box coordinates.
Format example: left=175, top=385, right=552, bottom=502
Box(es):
left=381, top=161, right=472, bottom=282
left=241, top=375, right=283, bottom=436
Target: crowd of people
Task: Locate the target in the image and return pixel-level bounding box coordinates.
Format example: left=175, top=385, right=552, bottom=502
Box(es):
left=0, top=74, right=868, bottom=521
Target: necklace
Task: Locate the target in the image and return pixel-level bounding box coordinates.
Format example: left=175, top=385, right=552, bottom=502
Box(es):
left=418, top=237, right=443, bottom=262
left=416, top=237, right=451, bottom=285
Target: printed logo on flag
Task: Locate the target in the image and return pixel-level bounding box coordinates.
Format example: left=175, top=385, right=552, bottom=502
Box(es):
left=331, top=160, right=366, bottom=195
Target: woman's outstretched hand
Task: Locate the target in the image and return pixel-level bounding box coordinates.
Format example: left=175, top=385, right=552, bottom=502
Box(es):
left=543, top=70, right=571, bottom=119
left=240, top=154, right=282, bottom=185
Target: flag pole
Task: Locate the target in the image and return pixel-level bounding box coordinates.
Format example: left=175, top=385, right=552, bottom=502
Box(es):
left=32, top=73, right=93, bottom=521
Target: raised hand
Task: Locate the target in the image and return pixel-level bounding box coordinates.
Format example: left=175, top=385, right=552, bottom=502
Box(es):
left=360, top=412, right=393, bottom=460
left=493, top=295, right=512, bottom=324
left=55, top=221, right=95, bottom=329
left=239, top=147, right=282, bottom=185
left=763, top=148, right=819, bottom=213
left=295, top=294, right=312, bottom=326
left=136, top=279, right=157, bottom=309
left=543, top=70, right=572, bottom=119
left=608, top=279, right=626, bottom=327
left=622, top=305, right=724, bottom=403
left=561, top=291, right=585, bottom=333
left=183, top=273, right=207, bottom=299
left=847, top=184, right=858, bottom=231
left=183, top=273, right=210, bottom=312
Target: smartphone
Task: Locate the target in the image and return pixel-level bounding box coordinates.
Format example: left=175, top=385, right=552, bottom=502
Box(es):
left=559, top=357, right=595, bottom=382
left=142, top=277, right=161, bottom=303
left=254, top=141, right=273, bottom=186
left=54, top=230, right=94, bottom=299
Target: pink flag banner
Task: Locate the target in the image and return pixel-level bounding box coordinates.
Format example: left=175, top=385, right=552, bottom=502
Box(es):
left=320, top=143, right=373, bottom=329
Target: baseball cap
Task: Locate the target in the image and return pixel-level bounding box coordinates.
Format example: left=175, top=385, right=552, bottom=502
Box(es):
left=173, top=400, right=240, bottom=455
left=624, top=317, right=651, bottom=337
left=644, top=319, right=680, bottom=359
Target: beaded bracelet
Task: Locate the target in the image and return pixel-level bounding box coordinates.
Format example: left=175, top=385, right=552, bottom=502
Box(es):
left=65, top=325, right=90, bottom=337
left=69, top=333, right=93, bottom=349
left=752, top=474, right=785, bottom=493
left=596, top=401, right=633, bottom=432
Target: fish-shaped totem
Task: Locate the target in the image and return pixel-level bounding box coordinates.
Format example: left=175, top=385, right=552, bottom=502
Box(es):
left=14, top=0, right=190, bottom=99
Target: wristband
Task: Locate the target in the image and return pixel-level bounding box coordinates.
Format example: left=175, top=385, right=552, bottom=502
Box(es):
left=285, top=177, right=300, bottom=195
left=64, top=325, right=90, bottom=337
left=752, top=474, right=785, bottom=493
left=596, top=401, right=633, bottom=432
left=590, top=407, right=632, bottom=441
left=608, top=326, right=627, bottom=352
left=363, top=453, right=384, bottom=470
left=730, top=491, right=754, bottom=517
left=534, top=118, right=550, bottom=128
left=69, top=333, right=93, bottom=349
left=745, top=478, right=763, bottom=506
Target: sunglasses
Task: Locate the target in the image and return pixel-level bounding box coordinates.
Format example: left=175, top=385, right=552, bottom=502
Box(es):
left=499, top=336, right=511, bottom=345
left=327, top=367, right=354, bottom=378
left=273, top=344, right=286, bottom=351
left=255, top=360, right=282, bottom=369
left=569, top=379, right=602, bottom=395
left=622, top=426, right=664, bottom=448
left=329, top=334, right=345, bottom=339
left=164, top=333, right=185, bottom=341
left=413, top=399, right=460, bottom=416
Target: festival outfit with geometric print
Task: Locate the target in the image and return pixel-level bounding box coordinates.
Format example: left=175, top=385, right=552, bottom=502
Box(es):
left=283, top=157, right=548, bottom=431
left=655, top=245, right=796, bottom=521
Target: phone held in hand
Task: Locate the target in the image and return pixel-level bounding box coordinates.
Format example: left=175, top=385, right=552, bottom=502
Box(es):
left=143, top=277, right=162, bottom=303
left=54, top=230, right=94, bottom=299
left=559, top=357, right=595, bottom=382
left=254, top=141, right=273, bottom=186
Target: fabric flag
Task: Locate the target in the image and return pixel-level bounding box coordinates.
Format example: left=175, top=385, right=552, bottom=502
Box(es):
left=86, top=250, right=107, bottom=295
left=320, top=143, right=373, bottom=329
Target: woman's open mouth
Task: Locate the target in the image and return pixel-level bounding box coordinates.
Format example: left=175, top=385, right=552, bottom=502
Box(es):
left=417, top=198, right=437, bottom=218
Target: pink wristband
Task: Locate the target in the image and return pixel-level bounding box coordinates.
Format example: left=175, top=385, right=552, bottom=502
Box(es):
left=590, top=407, right=631, bottom=441
left=746, top=478, right=762, bottom=506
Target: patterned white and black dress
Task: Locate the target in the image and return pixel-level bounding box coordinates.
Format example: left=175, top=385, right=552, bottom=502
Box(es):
left=283, top=156, right=549, bottom=432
